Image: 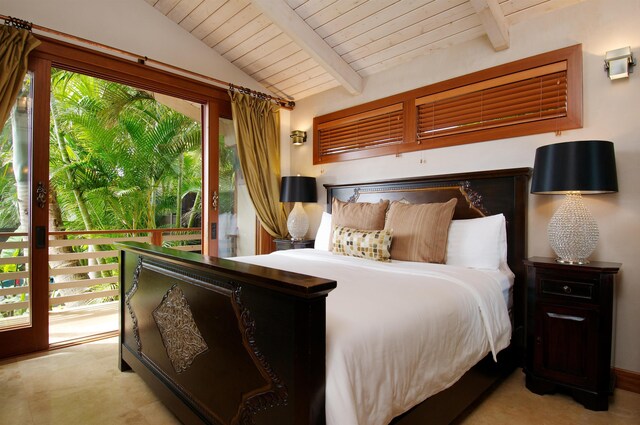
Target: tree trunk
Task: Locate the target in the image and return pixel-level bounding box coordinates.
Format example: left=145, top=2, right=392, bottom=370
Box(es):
left=187, top=191, right=201, bottom=228
left=176, top=153, right=183, bottom=227
left=50, top=102, right=96, bottom=233
left=11, top=105, right=29, bottom=234
left=50, top=100, right=107, bottom=282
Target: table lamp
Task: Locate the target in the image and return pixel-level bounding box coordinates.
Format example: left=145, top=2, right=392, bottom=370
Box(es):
left=531, top=140, right=618, bottom=264
left=280, top=176, right=317, bottom=241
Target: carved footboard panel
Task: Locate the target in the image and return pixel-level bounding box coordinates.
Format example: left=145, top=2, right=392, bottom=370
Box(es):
left=119, top=242, right=336, bottom=425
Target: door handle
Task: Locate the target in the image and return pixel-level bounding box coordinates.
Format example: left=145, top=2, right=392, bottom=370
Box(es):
left=36, top=181, right=47, bottom=209
left=212, top=191, right=219, bottom=211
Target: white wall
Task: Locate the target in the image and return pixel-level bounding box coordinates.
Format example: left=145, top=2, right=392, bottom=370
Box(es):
left=0, top=0, right=265, bottom=91
left=290, top=0, right=640, bottom=374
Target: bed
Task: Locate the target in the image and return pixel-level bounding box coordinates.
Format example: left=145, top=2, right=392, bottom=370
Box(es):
left=118, top=167, right=530, bottom=425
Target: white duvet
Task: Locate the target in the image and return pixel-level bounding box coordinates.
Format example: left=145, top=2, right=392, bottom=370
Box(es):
left=232, top=249, right=512, bottom=425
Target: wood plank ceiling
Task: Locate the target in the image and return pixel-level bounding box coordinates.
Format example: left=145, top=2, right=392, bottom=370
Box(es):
left=145, top=0, right=585, bottom=101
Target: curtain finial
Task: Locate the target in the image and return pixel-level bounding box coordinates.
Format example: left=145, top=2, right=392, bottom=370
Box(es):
left=7, top=16, right=33, bottom=32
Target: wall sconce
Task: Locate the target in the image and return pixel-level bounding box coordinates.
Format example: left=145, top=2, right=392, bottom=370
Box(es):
left=290, top=130, right=307, bottom=146
left=604, top=46, right=636, bottom=80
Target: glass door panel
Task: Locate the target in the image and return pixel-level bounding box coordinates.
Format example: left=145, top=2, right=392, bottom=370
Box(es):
left=218, top=118, right=256, bottom=257
left=47, top=69, right=204, bottom=344
left=0, top=73, right=33, bottom=331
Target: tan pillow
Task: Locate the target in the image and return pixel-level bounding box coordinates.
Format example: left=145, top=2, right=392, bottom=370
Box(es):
left=332, top=226, right=393, bottom=262
left=330, top=199, right=389, bottom=251
left=384, top=198, right=457, bottom=263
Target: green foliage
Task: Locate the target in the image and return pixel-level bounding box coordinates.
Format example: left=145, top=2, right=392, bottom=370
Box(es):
left=1, top=70, right=241, bottom=315
left=0, top=114, right=19, bottom=230
left=0, top=246, right=28, bottom=318
left=49, top=69, right=204, bottom=231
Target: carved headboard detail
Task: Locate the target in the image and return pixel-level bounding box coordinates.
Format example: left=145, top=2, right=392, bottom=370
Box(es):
left=343, top=183, right=489, bottom=218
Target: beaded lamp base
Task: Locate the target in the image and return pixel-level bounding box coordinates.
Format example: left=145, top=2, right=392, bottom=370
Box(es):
left=287, top=202, right=309, bottom=241
left=548, top=192, right=599, bottom=265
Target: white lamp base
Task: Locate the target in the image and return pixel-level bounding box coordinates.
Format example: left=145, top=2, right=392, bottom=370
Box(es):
left=548, top=192, right=599, bottom=265
left=287, top=202, right=309, bottom=241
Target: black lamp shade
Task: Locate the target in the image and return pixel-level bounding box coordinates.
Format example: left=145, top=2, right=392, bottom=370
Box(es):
left=280, top=176, right=317, bottom=202
left=531, top=140, right=618, bottom=194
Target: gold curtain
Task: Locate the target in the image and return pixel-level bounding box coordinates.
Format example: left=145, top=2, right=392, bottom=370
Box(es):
left=229, top=90, right=288, bottom=239
left=0, top=25, right=40, bottom=126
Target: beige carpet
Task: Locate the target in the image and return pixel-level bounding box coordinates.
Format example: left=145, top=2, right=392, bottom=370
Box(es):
left=1, top=338, right=638, bottom=424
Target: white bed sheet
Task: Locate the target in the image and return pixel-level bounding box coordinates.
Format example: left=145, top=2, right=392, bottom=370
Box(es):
left=232, top=249, right=512, bottom=425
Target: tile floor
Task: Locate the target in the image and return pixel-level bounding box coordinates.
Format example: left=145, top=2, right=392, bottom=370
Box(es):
left=1, top=338, right=638, bottom=424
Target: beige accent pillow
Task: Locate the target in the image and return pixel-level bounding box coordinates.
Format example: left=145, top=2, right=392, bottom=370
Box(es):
left=384, top=198, right=457, bottom=263
left=333, top=226, right=393, bottom=262
left=330, top=199, right=389, bottom=251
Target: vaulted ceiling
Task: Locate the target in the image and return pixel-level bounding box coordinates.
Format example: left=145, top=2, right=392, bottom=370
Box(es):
left=145, top=0, right=585, bottom=101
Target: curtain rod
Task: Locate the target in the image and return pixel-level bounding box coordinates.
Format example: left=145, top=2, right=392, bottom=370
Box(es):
left=1, top=15, right=295, bottom=110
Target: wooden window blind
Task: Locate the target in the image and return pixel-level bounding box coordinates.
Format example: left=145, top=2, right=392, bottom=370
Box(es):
left=313, top=45, right=581, bottom=164
left=416, top=62, right=568, bottom=141
left=315, top=104, right=404, bottom=162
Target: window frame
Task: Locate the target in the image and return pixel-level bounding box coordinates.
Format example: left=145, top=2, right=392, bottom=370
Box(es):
left=313, top=44, right=582, bottom=164
left=316, top=103, right=405, bottom=163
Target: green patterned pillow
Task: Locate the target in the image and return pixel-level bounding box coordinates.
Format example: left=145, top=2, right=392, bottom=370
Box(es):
left=332, top=225, right=393, bottom=262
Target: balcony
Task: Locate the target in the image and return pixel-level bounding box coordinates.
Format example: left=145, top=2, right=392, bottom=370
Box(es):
left=0, top=228, right=201, bottom=344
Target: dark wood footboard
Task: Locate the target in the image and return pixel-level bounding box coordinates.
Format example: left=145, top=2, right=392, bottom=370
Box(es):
left=119, top=242, right=336, bottom=425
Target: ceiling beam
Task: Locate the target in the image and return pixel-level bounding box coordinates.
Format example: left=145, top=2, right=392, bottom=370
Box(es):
left=251, top=0, right=363, bottom=95
left=470, top=0, right=510, bottom=51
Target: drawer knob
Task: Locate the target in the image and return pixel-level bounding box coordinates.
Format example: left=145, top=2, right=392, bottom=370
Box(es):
left=563, top=285, right=572, bottom=294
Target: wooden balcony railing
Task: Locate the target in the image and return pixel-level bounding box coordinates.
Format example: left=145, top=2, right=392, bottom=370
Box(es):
left=0, top=233, right=29, bottom=315
left=0, top=228, right=201, bottom=322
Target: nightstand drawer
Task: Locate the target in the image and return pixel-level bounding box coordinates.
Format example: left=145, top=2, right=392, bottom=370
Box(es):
left=540, top=278, right=595, bottom=302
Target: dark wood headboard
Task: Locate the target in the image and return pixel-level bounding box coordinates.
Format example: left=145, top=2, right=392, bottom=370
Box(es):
left=324, top=168, right=531, bottom=354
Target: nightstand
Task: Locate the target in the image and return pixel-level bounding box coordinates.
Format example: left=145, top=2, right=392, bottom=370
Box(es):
left=274, top=239, right=314, bottom=251
left=523, top=257, right=621, bottom=411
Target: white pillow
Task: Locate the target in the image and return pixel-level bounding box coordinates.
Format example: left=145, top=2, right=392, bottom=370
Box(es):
left=445, top=214, right=507, bottom=270
left=314, top=212, right=332, bottom=251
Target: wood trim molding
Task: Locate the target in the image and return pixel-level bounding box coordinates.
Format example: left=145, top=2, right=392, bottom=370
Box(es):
left=415, top=62, right=567, bottom=105
left=30, top=35, right=232, bottom=117
left=317, top=103, right=403, bottom=129
left=256, top=219, right=275, bottom=255
left=614, top=368, right=640, bottom=394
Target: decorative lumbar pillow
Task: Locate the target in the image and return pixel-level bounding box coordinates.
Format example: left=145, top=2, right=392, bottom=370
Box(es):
left=384, top=198, right=457, bottom=263
left=314, top=212, right=332, bottom=251
left=330, top=199, right=389, bottom=251
left=446, top=214, right=507, bottom=270
left=332, top=225, right=393, bottom=262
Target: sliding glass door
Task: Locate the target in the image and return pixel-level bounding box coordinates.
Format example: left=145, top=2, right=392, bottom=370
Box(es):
left=0, top=73, right=34, bottom=332
left=0, top=59, right=50, bottom=357
left=0, top=37, right=234, bottom=357
left=46, top=68, right=207, bottom=344
left=218, top=118, right=256, bottom=258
